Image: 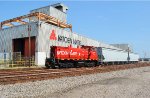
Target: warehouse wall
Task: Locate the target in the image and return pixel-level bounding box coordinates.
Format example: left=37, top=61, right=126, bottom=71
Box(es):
left=0, top=22, right=38, bottom=57
left=0, top=22, right=38, bottom=52
left=37, top=22, right=122, bottom=51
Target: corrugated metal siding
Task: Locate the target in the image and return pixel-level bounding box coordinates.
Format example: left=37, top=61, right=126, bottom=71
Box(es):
left=38, top=22, right=99, bottom=52
left=30, top=6, right=50, bottom=15
left=0, top=22, right=38, bottom=52
left=0, top=53, right=10, bottom=60
left=49, top=6, right=67, bottom=22
left=30, top=6, right=67, bottom=22
left=38, top=22, right=125, bottom=52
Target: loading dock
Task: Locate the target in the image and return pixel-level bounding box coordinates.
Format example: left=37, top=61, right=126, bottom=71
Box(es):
left=13, top=37, right=35, bottom=57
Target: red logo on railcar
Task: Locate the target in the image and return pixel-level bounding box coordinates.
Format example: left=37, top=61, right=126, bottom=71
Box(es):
left=50, top=30, right=57, bottom=40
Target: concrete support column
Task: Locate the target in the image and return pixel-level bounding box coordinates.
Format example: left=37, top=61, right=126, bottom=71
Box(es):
left=35, top=52, right=46, bottom=67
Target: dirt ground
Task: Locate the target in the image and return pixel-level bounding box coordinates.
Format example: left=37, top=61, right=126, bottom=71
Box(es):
left=49, top=67, right=150, bottom=98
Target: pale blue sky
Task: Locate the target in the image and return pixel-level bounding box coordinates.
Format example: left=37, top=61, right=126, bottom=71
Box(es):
left=0, top=1, right=150, bottom=58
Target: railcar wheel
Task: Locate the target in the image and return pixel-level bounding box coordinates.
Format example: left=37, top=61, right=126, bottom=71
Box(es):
left=85, top=62, right=96, bottom=67
left=45, top=64, right=50, bottom=69
left=73, top=62, right=78, bottom=68
left=45, top=61, right=50, bottom=68
left=45, top=63, right=55, bottom=69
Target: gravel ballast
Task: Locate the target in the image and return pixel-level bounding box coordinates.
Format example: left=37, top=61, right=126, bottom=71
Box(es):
left=1, top=66, right=150, bottom=98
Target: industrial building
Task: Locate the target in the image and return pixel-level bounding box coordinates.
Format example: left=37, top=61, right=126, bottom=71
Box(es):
left=0, top=3, right=139, bottom=67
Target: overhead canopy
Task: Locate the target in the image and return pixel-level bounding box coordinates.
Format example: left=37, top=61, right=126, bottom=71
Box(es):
left=0, top=12, right=72, bottom=31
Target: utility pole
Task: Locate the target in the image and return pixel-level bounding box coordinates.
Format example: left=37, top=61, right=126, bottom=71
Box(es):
left=127, top=46, right=130, bottom=63
left=144, top=52, right=147, bottom=58
left=28, top=25, right=31, bottom=67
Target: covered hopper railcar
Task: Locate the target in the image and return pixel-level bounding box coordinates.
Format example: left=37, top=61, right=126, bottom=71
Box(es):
left=102, top=47, right=139, bottom=65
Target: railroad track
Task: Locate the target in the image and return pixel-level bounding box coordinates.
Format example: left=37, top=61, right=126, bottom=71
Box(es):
left=0, top=68, right=93, bottom=79
left=0, top=68, right=92, bottom=85
left=0, top=68, right=86, bottom=76
left=0, top=63, right=150, bottom=85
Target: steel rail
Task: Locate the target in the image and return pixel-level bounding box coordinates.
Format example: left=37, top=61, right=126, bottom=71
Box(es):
left=0, top=70, right=74, bottom=79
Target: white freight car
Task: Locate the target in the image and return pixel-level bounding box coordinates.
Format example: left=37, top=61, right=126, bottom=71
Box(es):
left=102, top=47, right=139, bottom=64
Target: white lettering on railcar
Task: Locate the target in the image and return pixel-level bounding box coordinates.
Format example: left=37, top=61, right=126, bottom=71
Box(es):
left=57, top=51, right=69, bottom=55
left=57, top=50, right=78, bottom=56
left=70, top=50, right=78, bottom=55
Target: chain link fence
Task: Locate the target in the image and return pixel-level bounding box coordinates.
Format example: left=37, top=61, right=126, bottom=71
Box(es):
left=0, top=52, right=35, bottom=69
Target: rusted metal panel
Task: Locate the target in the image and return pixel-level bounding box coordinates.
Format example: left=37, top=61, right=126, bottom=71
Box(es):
left=24, top=37, right=35, bottom=57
